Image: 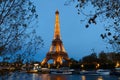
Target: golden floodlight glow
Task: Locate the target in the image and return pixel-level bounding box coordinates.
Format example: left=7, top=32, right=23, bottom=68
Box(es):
left=41, top=10, right=70, bottom=66
left=97, top=76, right=103, bottom=80
left=115, top=62, right=120, bottom=68
left=96, top=63, right=100, bottom=68
left=81, top=76, right=86, bottom=80
left=81, top=64, right=84, bottom=68
left=54, top=10, right=61, bottom=39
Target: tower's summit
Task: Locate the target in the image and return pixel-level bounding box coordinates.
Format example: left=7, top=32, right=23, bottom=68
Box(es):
left=41, top=10, right=70, bottom=67
left=54, top=10, right=61, bottom=39
left=55, top=10, right=59, bottom=14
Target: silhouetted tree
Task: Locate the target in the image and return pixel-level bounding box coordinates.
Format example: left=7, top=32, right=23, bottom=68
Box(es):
left=81, top=53, right=98, bottom=69
left=107, top=52, right=120, bottom=67
left=70, top=58, right=78, bottom=64
left=107, top=52, right=117, bottom=63
left=98, top=51, right=108, bottom=63
left=98, top=51, right=115, bottom=69
left=82, top=53, right=98, bottom=63
left=69, top=58, right=80, bottom=69
left=65, top=0, right=120, bottom=52
left=0, top=0, right=43, bottom=62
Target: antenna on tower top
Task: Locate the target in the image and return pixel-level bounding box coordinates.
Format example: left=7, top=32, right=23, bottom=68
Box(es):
left=55, top=9, right=59, bottom=14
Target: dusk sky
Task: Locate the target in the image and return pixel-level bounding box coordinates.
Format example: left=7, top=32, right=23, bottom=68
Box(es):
left=33, top=0, right=111, bottom=61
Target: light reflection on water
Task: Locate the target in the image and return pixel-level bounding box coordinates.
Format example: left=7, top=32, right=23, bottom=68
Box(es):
left=81, top=75, right=86, bottom=80
left=1, top=72, right=119, bottom=80
left=40, top=74, right=51, bottom=80
left=38, top=74, right=120, bottom=80
left=31, top=74, right=118, bottom=80
left=97, top=76, right=103, bottom=80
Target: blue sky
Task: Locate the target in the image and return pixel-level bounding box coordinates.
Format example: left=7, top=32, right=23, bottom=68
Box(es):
left=32, top=0, right=110, bottom=61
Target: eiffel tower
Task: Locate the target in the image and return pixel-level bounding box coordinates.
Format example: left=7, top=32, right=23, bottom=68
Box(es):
left=41, top=10, right=70, bottom=66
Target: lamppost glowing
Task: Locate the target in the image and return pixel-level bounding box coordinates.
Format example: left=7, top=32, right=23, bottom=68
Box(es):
left=81, top=64, right=84, bottom=68
left=115, top=62, right=120, bottom=68
left=96, top=63, right=100, bottom=69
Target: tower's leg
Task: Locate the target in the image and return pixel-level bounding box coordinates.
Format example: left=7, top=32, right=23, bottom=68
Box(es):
left=41, top=58, right=48, bottom=66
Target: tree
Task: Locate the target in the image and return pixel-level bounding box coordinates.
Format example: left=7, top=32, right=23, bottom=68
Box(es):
left=65, top=0, right=120, bottom=52
left=0, top=0, right=43, bottom=62
left=108, top=52, right=120, bottom=63
left=98, top=51, right=108, bottom=64
left=98, top=51, right=116, bottom=69
left=69, top=58, right=80, bottom=69
left=81, top=53, right=98, bottom=69
left=82, top=53, right=98, bottom=63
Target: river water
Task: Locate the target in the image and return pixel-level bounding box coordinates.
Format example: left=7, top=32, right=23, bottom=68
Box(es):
left=1, top=72, right=120, bottom=80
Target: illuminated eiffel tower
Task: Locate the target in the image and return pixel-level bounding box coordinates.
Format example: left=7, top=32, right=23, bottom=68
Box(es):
left=41, top=10, right=70, bottom=66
